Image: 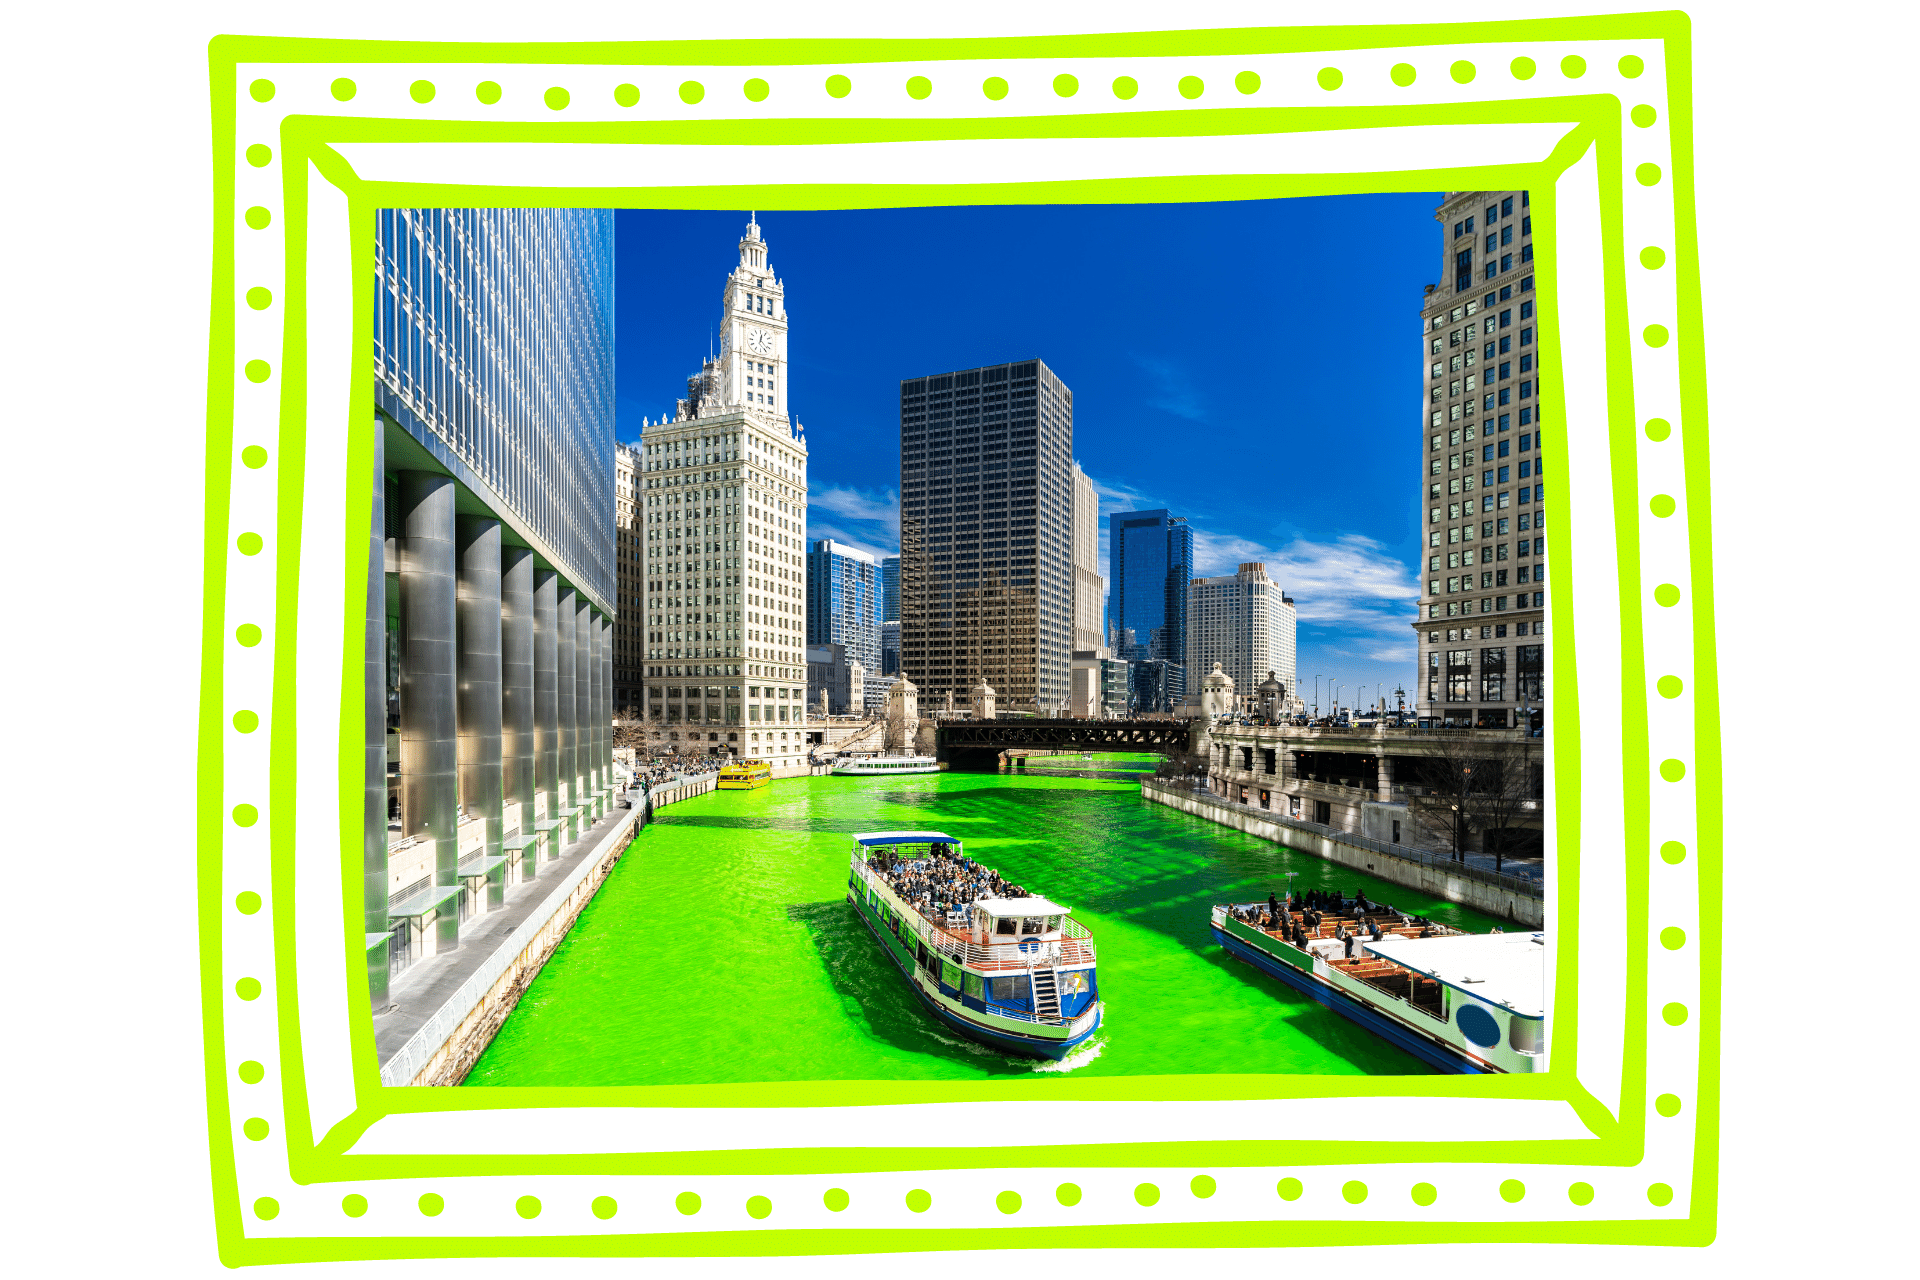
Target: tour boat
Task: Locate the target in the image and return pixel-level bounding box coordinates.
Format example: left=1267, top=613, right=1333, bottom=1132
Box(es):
left=832, top=754, right=941, bottom=776
left=846, top=831, right=1101, bottom=1060
left=717, top=759, right=772, bottom=790
left=1210, top=899, right=1547, bottom=1074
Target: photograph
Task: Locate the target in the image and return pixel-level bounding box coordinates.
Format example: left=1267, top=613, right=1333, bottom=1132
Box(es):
left=365, top=197, right=1550, bottom=1090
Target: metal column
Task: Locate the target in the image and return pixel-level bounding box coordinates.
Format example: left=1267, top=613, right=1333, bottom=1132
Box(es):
left=456, top=516, right=505, bottom=910
left=557, top=584, right=579, bottom=842
left=600, top=614, right=613, bottom=785
left=502, top=547, right=536, bottom=881
left=398, top=471, right=460, bottom=954
left=533, top=569, right=560, bottom=862
left=365, top=422, right=389, bottom=1006
left=575, top=595, right=594, bottom=804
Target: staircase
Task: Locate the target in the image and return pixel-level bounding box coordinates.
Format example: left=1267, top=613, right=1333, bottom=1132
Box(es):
left=1030, top=968, right=1061, bottom=1021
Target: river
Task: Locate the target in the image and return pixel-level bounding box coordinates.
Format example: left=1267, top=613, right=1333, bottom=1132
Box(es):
left=464, top=767, right=1505, bottom=1086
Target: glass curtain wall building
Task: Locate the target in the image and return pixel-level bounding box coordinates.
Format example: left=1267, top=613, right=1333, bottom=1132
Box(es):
left=806, top=538, right=881, bottom=673
left=1108, top=509, right=1192, bottom=709
left=1414, top=190, right=1548, bottom=730
left=366, top=207, right=617, bottom=1007
left=897, top=359, right=1075, bottom=712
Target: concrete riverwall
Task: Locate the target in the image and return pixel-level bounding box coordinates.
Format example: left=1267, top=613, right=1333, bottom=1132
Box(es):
left=1142, top=780, right=1544, bottom=928
left=381, top=775, right=716, bottom=1086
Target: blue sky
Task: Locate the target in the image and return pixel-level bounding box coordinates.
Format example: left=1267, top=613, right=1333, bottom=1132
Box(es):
left=615, top=194, right=1442, bottom=713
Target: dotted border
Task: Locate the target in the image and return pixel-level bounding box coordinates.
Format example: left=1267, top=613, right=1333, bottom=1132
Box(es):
left=211, top=30, right=1709, bottom=1252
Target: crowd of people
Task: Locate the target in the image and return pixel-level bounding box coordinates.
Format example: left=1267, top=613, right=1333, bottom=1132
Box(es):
left=869, top=843, right=1031, bottom=927
left=630, top=754, right=726, bottom=790
left=1228, top=887, right=1441, bottom=958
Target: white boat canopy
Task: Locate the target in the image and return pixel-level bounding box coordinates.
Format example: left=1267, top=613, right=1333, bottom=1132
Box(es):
left=851, top=831, right=961, bottom=847
left=1364, top=931, right=1547, bottom=1019
left=976, top=896, right=1071, bottom=918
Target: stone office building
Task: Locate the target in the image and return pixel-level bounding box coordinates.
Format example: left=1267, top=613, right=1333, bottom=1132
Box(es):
left=367, top=207, right=618, bottom=1002
left=633, top=216, right=814, bottom=771
left=1415, top=190, right=1549, bottom=730
left=897, top=358, right=1077, bottom=713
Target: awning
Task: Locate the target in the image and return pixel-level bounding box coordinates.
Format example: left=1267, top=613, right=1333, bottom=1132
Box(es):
left=386, top=883, right=463, bottom=920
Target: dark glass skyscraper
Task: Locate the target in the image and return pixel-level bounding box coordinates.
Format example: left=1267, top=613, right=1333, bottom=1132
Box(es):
left=881, top=555, right=900, bottom=622
left=365, top=207, right=616, bottom=1007
left=806, top=538, right=881, bottom=672
left=898, top=358, right=1075, bottom=711
left=1109, top=509, right=1193, bottom=663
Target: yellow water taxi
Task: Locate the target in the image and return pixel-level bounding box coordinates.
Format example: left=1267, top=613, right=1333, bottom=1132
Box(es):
left=717, top=758, right=772, bottom=790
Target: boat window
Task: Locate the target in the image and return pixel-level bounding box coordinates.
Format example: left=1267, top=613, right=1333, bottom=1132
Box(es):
left=987, top=975, right=1027, bottom=1004
left=1021, top=917, right=1044, bottom=936
left=1062, top=970, right=1089, bottom=994
left=994, top=917, right=1018, bottom=937
left=963, top=972, right=985, bottom=998
left=1047, top=915, right=1063, bottom=931
left=1509, top=1015, right=1543, bottom=1054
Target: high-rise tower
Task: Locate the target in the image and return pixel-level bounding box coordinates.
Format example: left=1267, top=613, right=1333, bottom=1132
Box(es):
left=636, top=216, right=813, bottom=772
left=1414, top=191, right=1547, bottom=730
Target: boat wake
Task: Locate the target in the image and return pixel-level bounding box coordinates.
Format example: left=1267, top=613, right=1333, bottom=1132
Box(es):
left=1032, top=1032, right=1106, bottom=1073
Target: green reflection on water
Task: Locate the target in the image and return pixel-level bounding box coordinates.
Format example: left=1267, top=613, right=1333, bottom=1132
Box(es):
left=463, top=772, right=1504, bottom=1087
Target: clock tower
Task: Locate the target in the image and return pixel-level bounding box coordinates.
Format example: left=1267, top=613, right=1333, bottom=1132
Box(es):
left=721, top=214, right=788, bottom=420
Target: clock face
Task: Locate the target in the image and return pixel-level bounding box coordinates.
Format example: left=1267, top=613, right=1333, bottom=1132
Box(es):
left=746, top=325, right=773, bottom=355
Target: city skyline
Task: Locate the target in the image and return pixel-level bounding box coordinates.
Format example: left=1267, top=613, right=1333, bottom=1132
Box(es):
left=613, top=197, right=1442, bottom=708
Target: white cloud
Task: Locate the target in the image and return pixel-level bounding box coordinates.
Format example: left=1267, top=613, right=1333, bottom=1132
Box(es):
left=807, top=485, right=899, bottom=560
left=1194, top=529, right=1418, bottom=632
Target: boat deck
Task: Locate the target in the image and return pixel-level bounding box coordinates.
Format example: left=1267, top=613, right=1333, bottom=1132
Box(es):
left=1223, top=902, right=1454, bottom=1021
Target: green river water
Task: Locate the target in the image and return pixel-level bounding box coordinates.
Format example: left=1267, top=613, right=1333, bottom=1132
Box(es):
left=464, top=765, right=1503, bottom=1087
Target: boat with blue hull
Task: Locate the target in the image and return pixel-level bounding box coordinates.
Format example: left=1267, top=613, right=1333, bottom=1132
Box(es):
left=847, top=831, right=1101, bottom=1060
left=1211, top=899, right=1547, bottom=1074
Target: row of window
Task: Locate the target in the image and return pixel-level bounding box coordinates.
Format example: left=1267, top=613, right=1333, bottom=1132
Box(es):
left=1429, top=624, right=1541, bottom=644
left=1450, top=195, right=1525, bottom=239
left=1434, top=563, right=1544, bottom=594
left=1427, top=593, right=1545, bottom=618
left=1430, top=459, right=1542, bottom=497
left=1428, top=482, right=1545, bottom=527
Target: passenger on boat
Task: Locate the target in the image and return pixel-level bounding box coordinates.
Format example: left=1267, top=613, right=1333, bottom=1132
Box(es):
left=1268, top=892, right=1281, bottom=921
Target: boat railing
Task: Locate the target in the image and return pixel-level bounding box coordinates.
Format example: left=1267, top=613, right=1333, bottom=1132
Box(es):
left=853, top=860, right=1097, bottom=971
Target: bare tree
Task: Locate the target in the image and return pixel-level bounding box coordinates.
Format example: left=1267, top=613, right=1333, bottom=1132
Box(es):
left=1411, top=735, right=1488, bottom=859
left=613, top=705, right=652, bottom=751
left=1412, top=735, right=1544, bottom=865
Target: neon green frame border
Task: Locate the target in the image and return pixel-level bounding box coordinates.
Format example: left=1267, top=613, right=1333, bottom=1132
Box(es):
left=200, top=12, right=1719, bottom=1262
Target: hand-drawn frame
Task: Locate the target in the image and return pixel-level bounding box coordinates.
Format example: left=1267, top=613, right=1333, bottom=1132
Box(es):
left=200, top=13, right=1719, bottom=1263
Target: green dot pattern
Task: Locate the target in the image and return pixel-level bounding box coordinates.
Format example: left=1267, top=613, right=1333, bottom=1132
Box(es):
left=516, top=1195, right=541, bottom=1219
left=233, top=709, right=260, bottom=733
left=254, top=1197, right=279, bottom=1221
left=237, top=623, right=263, bottom=647
left=238, top=1060, right=265, bottom=1084
left=342, top=1193, right=368, bottom=1217
left=545, top=87, right=570, bottom=111
left=679, top=81, right=705, bottom=105
left=592, top=1195, right=618, bottom=1219
left=1641, top=246, right=1667, bottom=269
left=982, top=77, right=1008, bottom=100
left=825, top=75, right=851, bottom=99
left=1235, top=71, right=1261, bottom=94
left=232, top=803, right=259, bottom=827
left=1342, top=1180, right=1368, bottom=1204
left=1569, top=1182, right=1595, bottom=1206
left=410, top=80, right=436, bottom=104
left=1661, top=926, right=1687, bottom=951
left=675, top=1191, right=701, bottom=1215
left=1277, top=1177, right=1303, bottom=1201
left=237, top=532, right=263, bottom=556
left=1390, top=63, right=1415, bottom=87
left=245, top=207, right=271, bottom=230
left=615, top=84, right=640, bottom=107
left=1316, top=68, right=1342, bottom=91
left=243, top=1117, right=270, bottom=1141
left=1111, top=76, right=1138, bottom=100
left=1655, top=1093, right=1683, bottom=1117
left=1177, top=75, right=1205, bottom=99
left=419, top=1192, right=444, bottom=1217
left=1644, top=324, right=1671, bottom=348
left=477, top=81, right=502, bottom=105
left=1659, top=759, right=1686, bottom=782
left=1561, top=55, right=1587, bottom=78
left=245, top=144, right=272, bottom=168
left=235, top=976, right=262, bottom=1001
left=905, top=1188, right=931, bottom=1213
left=1637, top=163, right=1663, bottom=186
left=906, top=76, right=932, bottom=100
left=235, top=891, right=262, bottom=915
left=242, top=444, right=269, bottom=468
left=1649, top=493, right=1676, bottom=517
left=331, top=78, right=356, bottom=101
left=1190, top=1174, right=1216, bottom=1199
left=744, top=79, right=770, bottom=102
left=1055, top=1183, right=1081, bottom=1206
left=1450, top=61, right=1476, bottom=84
left=1662, top=1002, right=1689, bottom=1026
left=995, top=1190, right=1021, bottom=1214
left=1411, top=1182, right=1437, bottom=1206
left=244, top=359, right=271, bottom=383
left=1660, top=840, right=1687, bottom=864
left=1654, top=583, right=1680, bottom=607
left=1620, top=54, right=1646, bottom=78
left=1133, top=1182, right=1160, bottom=1206
left=1053, top=74, right=1078, bottom=98
left=1648, top=1183, right=1674, bottom=1207
left=1511, top=57, right=1537, bottom=80
left=746, top=1195, right=772, bottom=1219
left=249, top=79, right=275, bottom=103
left=246, top=287, right=272, bottom=311
left=1631, top=104, right=1658, bottom=128
left=1644, top=417, right=1671, bottom=440
left=1657, top=675, right=1683, bottom=699
left=1500, top=1179, right=1526, bottom=1203
left=824, top=1188, right=849, bottom=1211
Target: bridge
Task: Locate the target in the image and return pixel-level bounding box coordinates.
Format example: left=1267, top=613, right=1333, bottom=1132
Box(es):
left=935, top=718, right=1196, bottom=763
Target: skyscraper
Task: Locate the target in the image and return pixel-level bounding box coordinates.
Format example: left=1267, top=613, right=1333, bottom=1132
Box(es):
left=614, top=441, right=642, bottom=713
left=1188, top=562, right=1296, bottom=704
left=880, top=555, right=901, bottom=622
left=1108, top=509, right=1191, bottom=712
left=897, top=359, right=1076, bottom=712
left=1070, top=463, right=1104, bottom=651
left=636, top=216, right=813, bottom=769
left=367, top=206, right=615, bottom=1000
left=806, top=538, right=880, bottom=672
left=1415, top=191, right=1547, bottom=730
